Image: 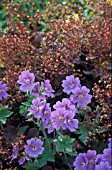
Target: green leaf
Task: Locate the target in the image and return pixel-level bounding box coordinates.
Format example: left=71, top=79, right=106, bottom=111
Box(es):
left=36, top=139, right=55, bottom=168
left=54, top=135, right=74, bottom=153
left=18, top=126, right=29, bottom=134
left=19, top=96, right=35, bottom=115
left=23, top=159, right=38, bottom=170
left=0, top=106, right=13, bottom=124
left=75, top=121, right=92, bottom=143
left=67, top=151, right=78, bottom=156
left=79, top=133, right=89, bottom=143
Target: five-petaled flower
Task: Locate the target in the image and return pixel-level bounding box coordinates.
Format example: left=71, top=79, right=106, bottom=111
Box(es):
left=62, top=75, right=80, bottom=94
left=29, top=98, right=46, bottom=119
left=17, top=70, right=35, bottom=92
left=50, top=108, right=68, bottom=131
left=25, top=138, right=44, bottom=157
left=70, top=86, right=92, bottom=108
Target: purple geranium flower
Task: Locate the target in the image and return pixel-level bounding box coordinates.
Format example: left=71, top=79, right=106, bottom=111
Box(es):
left=70, top=86, right=92, bottom=108
left=62, top=75, right=80, bottom=94
left=32, top=82, right=46, bottom=100
left=95, top=161, right=111, bottom=170
left=10, top=144, right=19, bottom=163
left=66, top=112, right=78, bottom=132
left=50, top=108, right=68, bottom=131
left=41, top=80, right=55, bottom=98
left=86, top=150, right=96, bottom=170
left=53, top=98, right=78, bottom=114
left=29, top=98, right=46, bottom=119
left=17, top=70, right=35, bottom=92
left=73, top=153, right=88, bottom=170
left=0, top=81, right=8, bottom=100
left=42, top=103, right=51, bottom=121
left=25, top=138, right=44, bottom=157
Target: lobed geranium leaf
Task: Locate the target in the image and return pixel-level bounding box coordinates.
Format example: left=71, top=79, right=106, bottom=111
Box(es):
left=0, top=106, right=13, bottom=124
left=18, top=125, right=29, bottom=134
left=36, top=139, right=55, bottom=168
left=54, top=135, right=74, bottom=153
left=23, top=159, right=38, bottom=170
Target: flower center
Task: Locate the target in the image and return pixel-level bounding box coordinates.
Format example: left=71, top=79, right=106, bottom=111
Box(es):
left=79, top=94, right=83, bottom=99
left=90, top=159, right=94, bottom=164
left=68, top=119, right=72, bottom=123
left=25, top=78, right=30, bottom=83
left=31, top=144, right=36, bottom=150
left=58, top=115, right=64, bottom=121
left=44, top=111, right=48, bottom=115
left=70, top=83, right=74, bottom=88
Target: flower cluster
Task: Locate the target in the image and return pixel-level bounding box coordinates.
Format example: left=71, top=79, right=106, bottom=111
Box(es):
left=10, top=138, right=44, bottom=165
left=17, top=71, right=93, bottom=134
left=0, top=81, right=8, bottom=101
left=49, top=98, right=78, bottom=132
left=73, top=138, right=112, bottom=170
left=17, top=70, right=55, bottom=99
left=50, top=107, right=78, bottom=133
left=62, top=75, right=92, bottom=108
left=32, top=80, right=55, bottom=99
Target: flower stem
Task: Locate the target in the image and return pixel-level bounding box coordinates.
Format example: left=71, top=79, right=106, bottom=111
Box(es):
left=42, top=128, right=47, bottom=139
left=64, top=152, right=72, bottom=170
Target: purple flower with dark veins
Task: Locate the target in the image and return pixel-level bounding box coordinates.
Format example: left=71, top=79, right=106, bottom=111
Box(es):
left=17, top=70, right=35, bottom=92
left=10, top=144, right=19, bottom=163
left=66, top=112, right=78, bottom=132
left=73, top=153, right=88, bottom=170
left=70, top=86, right=92, bottom=108
left=41, top=80, right=55, bottom=98
left=32, top=82, right=46, bottom=100
left=62, top=75, right=80, bottom=94
left=50, top=108, right=68, bottom=131
left=86, top=150, right=96, bottom=170
left=25, top=138, right=44, bottom=157
left=0, top=81, right=8, bottom=100
left=95, top=161, right=111, bottom=170
left=29, top=98, right=46, bottom=119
